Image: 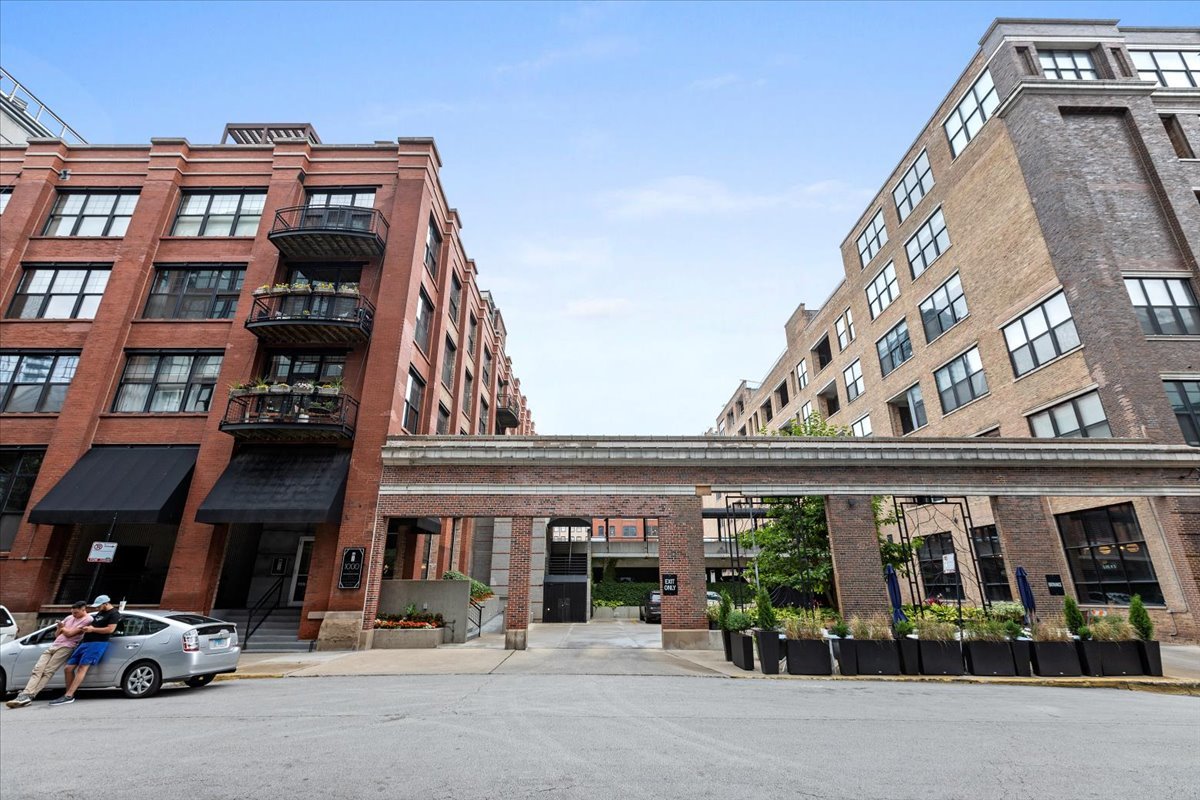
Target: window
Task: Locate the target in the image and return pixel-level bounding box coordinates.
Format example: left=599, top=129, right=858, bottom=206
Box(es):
left=856, top=210, right=888, bottom=267
left=904, top=207, right=950, bottom=279
left=1039, top=49, right=1098, bottom=80
left=113, top=352, right=223, bottom=413
left=797, top=358, right=809, bottom=390
left=287, top=264, right=362, bottom=293
left=1164, top=380, right=1200, bottom=445
left=1056, top=503, right=1164, bottom=605
left=1029, top=390, right=1111, bottom=439
left=170, top=191, right=265, bottom=237
left=436, top=404, right=451, bottom=435
left=449, top=274, right=462, bottom=322
left=0, top=189, right=11, bottom=215
left=441, top=337, right=457, bottom=388
left=774, top=381, right=789, bottom=410
left=424, top=217, right=442, bottom=277
left=876, top=319, right=913, bottom=377
left=1002, top=292, right=1080, bottom=376
left=812, top=336, right=833, bottom=371
left=414, top=290, right=434, bottom=354
left=482, top=349, right=493, bottom=387
left=622, top=525, right=637, bottom=538
left=307, top=189, right=375, bottom=209
left=735, top=399, right=745, bottom=416
left=934, top=347, right=988, bottom=413
left=1131, top=50, right=1200, bottom=88
left=264, top=353, right=345, bottom=385
left=890, top=384, right=927, bottom=435
left=1, top=448, right=45, bottom=551
left=944, top=69, right=999, bottom=158
left=917, top=532, right=962, bottom=600
left=919, top=272, right=969, bottom=342
left=0, top=352, right=79, bottom=413
left=467, top=315, right=478, bottom=355
left=851, top=415, right=872, bottom=437
left=7, top=265, right=110, bottom=319
left=44, top=190, right=138, bottom=237
left=143, top=265, right=243, bottom=320
left=843, top=360, right=864, bottom=402
left=1124, top=277, right=1199, bottom=336
left=866, top=262, right=899, bottom=319
left=892, top=150, right=934, bottom=222
left=478, top=399, right=489, bottom=435
left=1161, top=115, right=1196, bottom=159
left=835, top=308, right=856, bottom=349
left=800, top=401, right=813, bottom=422
left=970, top=525, right=1012, bottom=602
left=463, top=371, right=475, bottom=413
left=403, top=369, right=426, bottom=432
left=817, top=381, right=840, bottom=417
left=760, top=399, right=773, bottom=423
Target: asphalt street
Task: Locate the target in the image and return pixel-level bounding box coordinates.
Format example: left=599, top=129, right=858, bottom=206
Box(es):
left=2, top=674, right=1196, bottom=800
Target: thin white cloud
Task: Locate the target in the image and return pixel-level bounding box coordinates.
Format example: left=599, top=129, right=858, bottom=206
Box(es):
left=494, top=36, right=635, bottom=76
left=598, top=176, right=872, bottom=219
left=562, top=297, right=634, bottom=319
left=688, top=73, right=765, bottom=91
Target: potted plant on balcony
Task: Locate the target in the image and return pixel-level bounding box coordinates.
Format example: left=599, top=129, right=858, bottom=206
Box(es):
left=317, top=377, right=343, bottom=397
left=248, top=378, right=270, bottom=395
left=894, top=619, right=919, bottom=675
left=312, top=280, right=336, bottom=295
left=784, top=615, right=832, bottom=675
left=849, top=614, right=901, bottom=675
left=290, top=281, right=312, bottom=294
left=1030, top=622, right=1082, bottom=676
left=269, top=382, right=291, bottom=394
left=1079, top=615, right=1143, bottom=676
left=753, top=587, right=783, bottom=675
left=253, top=284, right=271, bottom=297
left=292, top=381, right=315, bottom=396
left=269, top=283, right=291, bottom=295
left=716, top=591, right=734, bottom=662
left=964, top=618, right=1017, bottom=676
left=914, top=618, right=963, bottom=675
left=337, top=282, right=360, bottom=296
left=1129, top=595, right=1162, bottom=676
left=228, top=382, right=250, bottom=399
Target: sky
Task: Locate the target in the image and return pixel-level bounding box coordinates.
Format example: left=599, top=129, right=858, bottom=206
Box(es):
left=1, top=1, right=1194, bottom=435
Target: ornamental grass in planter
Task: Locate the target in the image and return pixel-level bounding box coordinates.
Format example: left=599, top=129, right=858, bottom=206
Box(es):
left=848, top=615, right=900, bottom=676
left=783, top=616, right=831, bottom=675
left=1030, top=622, right=1082, bottom=677
left=727, top=611, right=755, bottom=671
left=1081, top=616, right=1143, bottom=676
left=1129, top=595, right=1162, bottom=676
left=914, top=618, right=963, bottom=676
left=964, top=619, right=1017, bottom=677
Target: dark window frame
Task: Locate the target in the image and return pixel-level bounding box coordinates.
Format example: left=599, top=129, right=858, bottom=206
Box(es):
left=436, top=403, right=451, bottom=434
left=414, top=289, right=435, bottom=355
left=305, top=188, right=377, bottom=209
left=143, top=264, right=245, bottom=320
left=448, top=273, right=462, bottom=323
left=403, top=369, right=426, bottom=433
left=876, top=318, right=913, bottom=377
left=112, top=350, right=224, bottom=414
left=1028, top=390, right=1112, bottom=439
left=917, top=532, right=963, bottom=601
left=866, top=262, right=899, bottom=319
left=43, top=189, right=139, bottom=237
left=1038, top=49, right=1099, bottom=80
left=904, top=206, right=951, bottom=278
left=1164, top=379, right=1200, bottom=446
left=478, top=399, right=489, bottom=435
left=1130, top=49, right=1200, bottom=88
left=919, top=272, right=969, bottom=343
left=843, top=359, right=865, bottom=402
left=944, top=69, right=998, bottom=158
left=1002, top=291, right=1080, bottom=377
left=171, top=190, right=266, bottom=237
left=264, top=352, right=346, bottom=385
left=970, top=525, right=1013, bottom=602
left=7, top=264, right=111, bottom=320
left=1124, top=277, right=1199, bottom=336
left=856, top=209, right=888, bottom=268
left=934, top=346, right=988, bottom=413
left=890, top=383, right=927, bottom=435
left=892, top=149, right=934, bottom=222
left=424, top=217, right=443, bottom=278
left=1, top=447, right=45, bottom=552
left=1056, top=503, right=1164, bottom=606
left=0, top=351, right=80, bottom=413
left=441, top=336, right=458, bottom=388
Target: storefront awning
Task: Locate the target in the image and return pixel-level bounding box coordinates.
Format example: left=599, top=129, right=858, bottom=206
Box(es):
left=28, top=446, right=199, bottom=525
left=196, top=446, right=350, bottom=524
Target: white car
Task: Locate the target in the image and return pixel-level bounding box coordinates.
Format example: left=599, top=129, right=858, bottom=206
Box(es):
left=0, top=606, right=16, bottom=645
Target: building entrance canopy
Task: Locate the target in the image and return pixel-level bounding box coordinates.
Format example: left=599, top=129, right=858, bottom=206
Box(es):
left=197, top=446, right=349, bottom=524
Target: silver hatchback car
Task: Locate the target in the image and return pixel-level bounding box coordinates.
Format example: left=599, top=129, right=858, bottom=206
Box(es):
left=0, top=610, right=240, bottom=699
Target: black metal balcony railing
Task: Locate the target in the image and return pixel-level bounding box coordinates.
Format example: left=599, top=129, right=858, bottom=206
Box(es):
left=268, top=204, right=389, bottom=259
left=245, top=290, right=375, bottom=345
left=496, top=393, right=521, bottom=429
left=219, top=390, right=359, bottom=441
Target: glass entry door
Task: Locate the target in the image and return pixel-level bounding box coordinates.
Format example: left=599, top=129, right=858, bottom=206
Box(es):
left=289, top=537, right=315, bottom=606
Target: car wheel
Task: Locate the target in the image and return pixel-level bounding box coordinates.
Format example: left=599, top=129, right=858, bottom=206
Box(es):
left=638, top=609, right=644, bottom=621
left=122, top=661, right=162, bottom=699
left=0, top=667, right=7, bottom=698
left=185, top=674, right=215, bottom=688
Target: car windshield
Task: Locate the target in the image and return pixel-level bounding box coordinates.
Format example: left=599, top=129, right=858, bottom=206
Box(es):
left=166, top=614, right=223, bottom=625
left=650, top=593, right=661, bottom=601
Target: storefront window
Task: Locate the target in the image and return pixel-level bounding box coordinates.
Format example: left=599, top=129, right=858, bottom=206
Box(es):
left=1055, top=503, right=1164, bottom=606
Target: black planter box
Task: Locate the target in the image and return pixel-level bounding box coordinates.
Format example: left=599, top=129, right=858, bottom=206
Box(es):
left=756, top=629, right=783, bottom=675
left=1079, top=641, right=1144, bottom=676
left=964, top=641, right=1016, bottom=676
left=708, top=620, right=719, bottom=630
left=898, top=638, right=920, bottom=675
left=731, top=632, right=755, bottom=671
left=834, top=639, right=856, bottom=676
left=919, top=641, right=964, bottom=675
left=1012, top=641, right=1032, bottom=677
left=721, top=629, right=733, bottom=662
left=1139, top=640, right=1163, bottom=677
left=785, top=639, right=832, bottom=675
left=854, top=640, right=901, bottom=675
left=1031, top=642, right=1082, bottom=677
left=1077, top=641, right=1104, bottom=677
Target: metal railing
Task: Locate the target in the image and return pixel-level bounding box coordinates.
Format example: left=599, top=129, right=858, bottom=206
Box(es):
left=245, top=575, right=286, bottom=649
left=270, top=204, right=389, bottom=240
left=0, top=68, right=87, bottom=144
left=246, top=290, right=375, bottom=335
left=221, top=390, right=359, bottom=435
left=468, top=599, right=485, bottom=639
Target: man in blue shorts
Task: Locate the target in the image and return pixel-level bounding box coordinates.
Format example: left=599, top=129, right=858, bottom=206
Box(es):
left=50, top=595, right=121, bottom=706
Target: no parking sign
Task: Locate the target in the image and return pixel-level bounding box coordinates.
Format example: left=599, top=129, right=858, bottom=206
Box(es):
left=87, top=541, right=117, bottom=563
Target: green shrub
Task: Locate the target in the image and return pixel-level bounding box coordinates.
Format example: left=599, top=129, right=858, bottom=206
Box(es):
left=717, top=591, right=732, bottom=631
left=726, top=610, right=754, bottom=632
left=1128, top=595, right=1154, bottom=641
left=1076, top=624, right=1092, bottom=641
left=830, top=619, right=850, bottom=638
left=965, top=619, right=1007, bottom=642
left=442, top=570, right=494, bottom=601
left=1063, top=597, right=1085, bottom=635
left=988, top=601, right=1025, bottom=624
left=893, top=619, right=915, bottom=637
left=754, top=587, right=778, bottom=630
left=901, top=603, right=987, bottom=624
left=1003, top=620, right=1024, bottom=640
left=914, top=618, right=958, bottom=641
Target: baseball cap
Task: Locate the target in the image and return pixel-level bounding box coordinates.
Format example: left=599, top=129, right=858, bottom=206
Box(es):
left=92, top=594, right=112, bottom=606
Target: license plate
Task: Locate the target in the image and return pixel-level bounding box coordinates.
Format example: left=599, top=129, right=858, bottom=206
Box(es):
left=210, top=638, right=229, bottom=649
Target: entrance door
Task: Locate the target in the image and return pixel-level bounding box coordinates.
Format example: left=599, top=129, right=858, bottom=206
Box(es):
left=288, top=537, right=314, bottom=606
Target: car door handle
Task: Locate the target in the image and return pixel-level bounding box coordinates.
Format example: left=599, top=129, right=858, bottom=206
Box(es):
left=125, top=644, right=141, bottom=650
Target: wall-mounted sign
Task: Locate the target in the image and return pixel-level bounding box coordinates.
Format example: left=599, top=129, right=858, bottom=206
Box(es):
left=1045, top=574, right=1065, bottom=596
left=339, top=547, right=365, bottom=590
left=87, top=542, right=117, bottom=563
left=942, top=553, right=956, bottom=574
left=661, top=573, right=678, bottom=595
left=270, top=556, right=289, bottom=576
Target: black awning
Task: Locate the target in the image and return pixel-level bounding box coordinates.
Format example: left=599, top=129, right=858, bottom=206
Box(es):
left=28, top=446, right=199, bottom=525
left=196, top=446, right=350, bottom=524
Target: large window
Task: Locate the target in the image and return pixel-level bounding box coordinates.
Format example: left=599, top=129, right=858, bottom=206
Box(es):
left=760, top=399, right=773, bottom=423
left=1164, top=379, right=1200, bottom=445
left=44, top=190, right=138, bottom=237
left=843, top=360, right=864, bottom=402
left=1124, top=277, right=1199, bottom=336
left=307, top=189, right=375, bottom=209
left=403, top=369, right=426, bottom=432
left=890, top=383, right=927, bottom=434
left=449, top=274, right=462, bottom=322
left=0, top=352, right=79, bottom=413
left=774, top=381, right=789, bottom=410
left=876, top=319, right=913, bottom=377
left=441, top=337, right=457, bottom=387
left=944, top=69, right=998, bottom=158
left=171, top=191, right=265, bottom=237
left=113, top=352, right=222, bottom=413
left=143, top=265, right=243, bottom=320
left=482, top=348, right=493, bottom=386
left=467, top=315, right=478, bottom=355
left=414, top=290, right=434, bottom=354
left=1039, top=50, right=1098, bottom=80
left=1029, top=390, right=1111, bottom=439
left=478, top=398, right=489, bottom=435
left=1056, top=503, right=1164, bottom=605
left=934, top=347, right=988, bottom=413
left=1131, top=50, right=1200, bottom=88
left=797, top=358, right=809, bottom=390
left=463, top=371, right=474, bottom=414
left=1, top=448, right=45, bottom=551
left=851, top=414, right=872, bottom=437
left=800, top=400, right=813, bottom=422
left=7, top=265, right=109, bottom=319
left=917, top=532, right=962, bottom=600
left=436, top=404, right=451, bottom=435
left=866, top=262, right=899, bottom=319
left=1002, top=292, right=1079, bottom=377
left=905, top=207, right=950, bottom=278
left=0, top=189, right=10, bottom=215
left=424, top=217, right=442, bottom=277
left=892, top=150, right=934, bottom=222
left=970, top=525, right=1012, bottom=602
left=835, top=308, right=856, bottom=349
left=265, top=353, right=345, bottom=385
left=856, top=210, right=888, bottom=267
left=919, top=272, right=969, bottom=342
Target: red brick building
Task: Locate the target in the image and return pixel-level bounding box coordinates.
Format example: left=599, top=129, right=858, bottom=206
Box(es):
left=0, top=123, right=533, bottom=647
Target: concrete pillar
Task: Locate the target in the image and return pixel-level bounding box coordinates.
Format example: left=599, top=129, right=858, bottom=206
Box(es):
left=529, top=518, right=547, bottom=623
left=989, top=495, right=1074, bottom=619
left=1148, top=496, right=1200, bottom=640
left=505, top=517, right=532, bottom=650
left=659, top=495, right=708, bottom=649
left=824, top=495, right=890, bottom=618
left=472, top=517, right=495, bottom=583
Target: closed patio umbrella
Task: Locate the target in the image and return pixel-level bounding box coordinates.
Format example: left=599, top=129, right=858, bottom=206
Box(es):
left=885, top=564, right=906, bottom=624
left=1016, top=566, right=1037, bottom=624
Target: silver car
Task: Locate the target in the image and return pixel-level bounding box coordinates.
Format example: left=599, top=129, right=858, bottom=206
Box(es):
left=0, top=610, right=240, bottom=699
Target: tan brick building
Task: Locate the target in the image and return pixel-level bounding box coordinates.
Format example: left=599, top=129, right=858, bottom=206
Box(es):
left=713, top=20, right=1200, bottom=630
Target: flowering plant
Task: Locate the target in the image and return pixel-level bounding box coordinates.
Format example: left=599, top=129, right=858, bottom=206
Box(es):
left=375, top=619, right=437, bottom=630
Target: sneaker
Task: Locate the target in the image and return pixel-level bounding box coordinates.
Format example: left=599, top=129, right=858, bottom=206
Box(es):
left=5, top=694, right=32, bottom=708
left=48, top=695, right=75, bottom=706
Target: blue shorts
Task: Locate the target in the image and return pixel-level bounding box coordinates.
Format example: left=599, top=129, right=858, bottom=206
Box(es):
left=66, top=642, right=109, bottom=666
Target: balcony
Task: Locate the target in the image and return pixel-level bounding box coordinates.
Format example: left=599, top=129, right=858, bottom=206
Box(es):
left=245, top=289, right=374, bottom=345
left=495, top=393, right=521, bottom=429
left=219, top=389, right=358, bottom=442
left=268, top=205, right=388, bottom=259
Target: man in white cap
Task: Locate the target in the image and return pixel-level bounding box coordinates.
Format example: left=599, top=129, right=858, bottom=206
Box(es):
left=49, top=595, right=121, bottom=706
